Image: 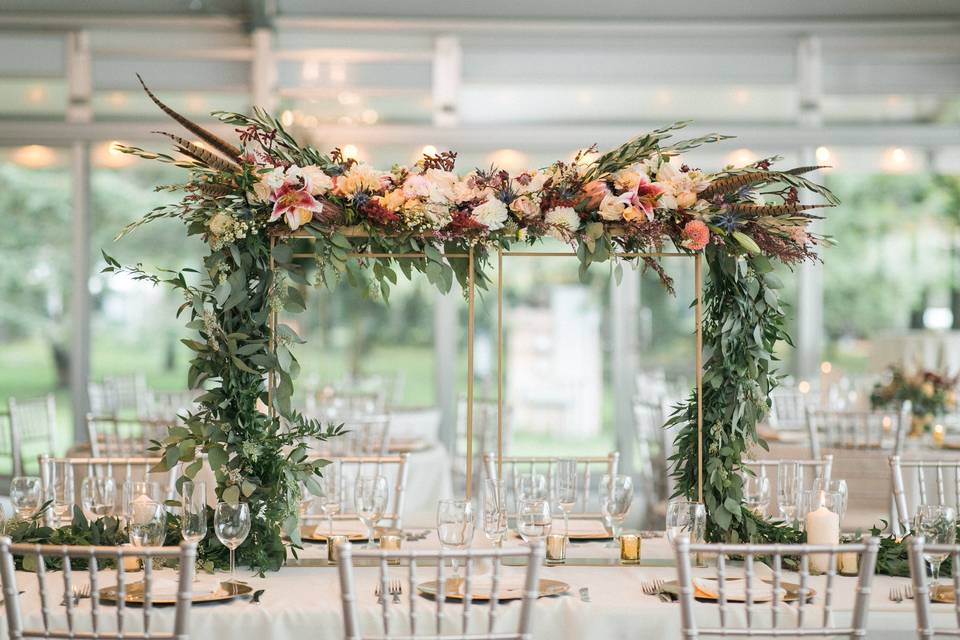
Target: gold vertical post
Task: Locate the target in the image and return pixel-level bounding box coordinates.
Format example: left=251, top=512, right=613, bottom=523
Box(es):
left=694, top=252, right=703, bottom=504
left=496, top=247, right=504, bottom=480
left=465, top=245, right=476, bottom=499
left=268, top=236, right=277, bottom=419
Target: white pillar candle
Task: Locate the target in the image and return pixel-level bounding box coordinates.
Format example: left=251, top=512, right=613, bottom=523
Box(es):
left=805, top=492, right=840, bottom=574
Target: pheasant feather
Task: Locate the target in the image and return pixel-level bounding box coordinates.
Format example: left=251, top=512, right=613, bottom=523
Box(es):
left=198, top=183, right=232, bottom=198
left=699, top=166, right=830, bottom=201
left=137, top=74, right=242, bottom=161
left=153, top=132, right=240, bottom=172
left=726, top=203, right=832, bottom=216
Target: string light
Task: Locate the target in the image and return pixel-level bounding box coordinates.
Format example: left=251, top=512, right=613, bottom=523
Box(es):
left=11, top=145, right=57, bottom=168
left=726, top=148, right=756, bottom=166
left=820, top=361, right=832, bottom=374
left=25, top=85, right=47, bottom=104
left=280, top=110, right=294, bottom=127
left=487, top=149, right=528, bottom=173
left=360, top=109, right=379, bottom=125
left=421, top=145, right=438, bottom=157
left=881, top=146, right=914, bottom=173
left=815, top=146, right=832, bottom=164
left=341, top=144, right=360, bottom=160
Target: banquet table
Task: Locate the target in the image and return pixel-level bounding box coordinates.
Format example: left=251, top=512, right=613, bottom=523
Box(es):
left=0, top=532, right=942, bottom=640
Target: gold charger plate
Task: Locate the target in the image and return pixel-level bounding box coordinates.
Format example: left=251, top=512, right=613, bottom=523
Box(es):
left=417, top=577, right=570, bottom=601
left=931, top=584, right=957, bottom=603
left=660, top=579, right=814, bottom=603
left=301, top=529, right=368, bottom=543
left=98, top=580, right=252, bottom=605
left=387, top=438, right=430, bottom=454
left=508, top=530, right=612, bottom=542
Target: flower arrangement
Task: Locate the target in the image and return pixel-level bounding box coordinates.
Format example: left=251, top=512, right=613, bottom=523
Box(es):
left=103, top=76, right=837, bottom=565
left=870, top=364, right=958, bottom=434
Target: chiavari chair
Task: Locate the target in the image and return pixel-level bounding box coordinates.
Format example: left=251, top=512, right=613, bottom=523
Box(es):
left=891, top=456, right=960, bottom=537
left=909, top=537, right=960, bottom=638
left=8, top=394, right=57, bottom=476
left=305, top=453, right=410, bottom=530
left=807, top=405, right=910, bottom=459
left=86, top=414, right=174, bottom=457
left=0, top=537, right=195, bottom=640
left=337, top=541, right=544, bottom=640
left=481, top=452, right=619, bottom=516
left=674, top=536, right=880, bottom=639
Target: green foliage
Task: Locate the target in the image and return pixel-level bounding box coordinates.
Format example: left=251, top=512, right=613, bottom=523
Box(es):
left=668, top=245, right=796, bottom=541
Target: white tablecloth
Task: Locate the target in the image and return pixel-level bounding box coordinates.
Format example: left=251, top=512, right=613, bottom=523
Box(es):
left=0, top=533, right=943, bottom=640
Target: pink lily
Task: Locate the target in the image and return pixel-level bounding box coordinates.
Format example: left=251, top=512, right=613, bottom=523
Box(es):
left=269, top=182, right=322, bottom=230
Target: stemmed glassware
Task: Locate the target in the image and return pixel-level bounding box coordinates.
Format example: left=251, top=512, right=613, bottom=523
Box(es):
left=437, top=499, right=475, bottom=578
left=128, top=499, right=167, bottom=547
left=915, top=505, right=957, bottom=590
left=318, top=460, right=342, bottom=537
left=46, top=460, right=74, bottom=526
left=481, top=479, right=508, bottom=546
left=742, top=474, right=771, bottom=516
left=214, top=502, right=251, bottom=583
left=777, top=462, right=801, bottom=525
left=122, top=481, right=162, bottom=528
left=813, top=479, right=849, bottom=521
left=553, top=459, right=578, bottom=537
left=10, top=476, right=42, bottom=520
left=600, top=474, right=633, bottom=545
left=355, top=475, right=388, bottom=548
left=517, top=499, right=552, bottom=545
left=515, top=473, right=548, bottom=505
left=81, top=477, right=117, bottom=518
left=181, top=480, right=207, bottom=544
left=665, top=499, right=707, bottom=546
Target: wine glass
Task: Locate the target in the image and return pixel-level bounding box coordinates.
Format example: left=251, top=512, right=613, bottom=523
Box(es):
left=181, top=480, right=207, bottom=544
left=482, top=479, right=508, bottom=546
left=129, top=498, right=167, bottom=547
left=81, top=477, right=117, bottom=518
left=10, top=476, right=42, bottom=520
left=46, top=460, right=74, bottom=526
left=354, top=475, right=388, bottom=548
left=777, top=462, right=801, bottom=525
left=437, top=499, right=475, bottom=578
left=665, top=500, right=707, bottom=546
left=742, top=474, right=771, bottom=516
left=517, top=499, right=552, bottom=545
left=600, top=474, right=633, bottom=545
left=318, top=460, right=342, bottom=537
left=915, top=505, right=957, bottom=590
left=813, top=479, right=849, bottom=521
left=553, top=459, right=578, bottom=537
left=214, top=502, right=251, bottom=583
left=515, top=473, right=547, bottom=505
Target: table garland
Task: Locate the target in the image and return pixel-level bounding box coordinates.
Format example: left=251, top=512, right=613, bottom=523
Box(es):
left=103, top=76, right=838, bottom=572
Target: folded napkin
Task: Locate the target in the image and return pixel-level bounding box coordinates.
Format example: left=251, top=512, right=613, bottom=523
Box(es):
left=692, top=578, right=786, bottom=603
left=144, top=574, right=220, bottom=599
left=312, top=519, right=366, bottom=537
left=456, top=571, right=528, bottom=598
left=563, top=520, right=610, bottom=537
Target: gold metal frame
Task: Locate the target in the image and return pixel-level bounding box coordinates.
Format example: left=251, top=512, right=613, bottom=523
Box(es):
left=269, top=233, right=704, bottom=503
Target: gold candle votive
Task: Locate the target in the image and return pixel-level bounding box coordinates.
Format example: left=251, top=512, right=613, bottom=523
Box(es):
left=380, top=534, right=402, bottom=565
left=619, top=534, right=641, bottom=564
left=120, top=544, right=141, bottom=572
left=545, top=534, right=566, bottom=564
left=328, top=535, right=349, bottom=563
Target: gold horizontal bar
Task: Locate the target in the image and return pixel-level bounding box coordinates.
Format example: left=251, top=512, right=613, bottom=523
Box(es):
left=291, top=252, right=469, bottom=259
left=503, top=251, right=691, bottom=258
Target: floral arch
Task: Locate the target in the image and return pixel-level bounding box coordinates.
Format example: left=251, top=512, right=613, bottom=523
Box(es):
left=104, top=76, right=836, bottom=572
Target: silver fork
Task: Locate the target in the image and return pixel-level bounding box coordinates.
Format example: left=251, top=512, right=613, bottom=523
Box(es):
left=579, top=587, right=591, bottom=603
left=389, top=579, right=402, bottom=604
left=375, top=583, right=385, bottom=605
left=904, top=584, right=915, bottom=600
left=889, top=587, right=903, bottom=603
left=76, top=584, right=91, bottom=601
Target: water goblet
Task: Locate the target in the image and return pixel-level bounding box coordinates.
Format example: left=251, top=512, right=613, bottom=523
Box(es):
left=915, top=505, right=957, bottom=590
left=665, top=499, right=707, bottom=546
left=10, top=476, right=42, bottom=520
left=214, top=502, right=251, bottom=583
left=354, top=475, right=388, bottom=548
left=181, top=480, right=207, bottom=544
left=46, top=460, right=74, bottom=526
left=517, top=499, right=552, bottom=546
left=777, top=462, right=801, bottom=525
left=742, top=474, right=771, bottom=516
left=813, top=478, right=849, bottom=521
left=81, top=477, right=117, bottom=519
left=129, top=499, right=167, bottom=549
left=437, top=499, right=475, bottom=578
left=553, top=459, right=578, bottom=537
left=600, top=474, right=633, bottom=546
left=515, top=473, right=548, bottom=506
left=318, top=460, right=342, bottom=537
left=482, top=479, right=508, bottom=546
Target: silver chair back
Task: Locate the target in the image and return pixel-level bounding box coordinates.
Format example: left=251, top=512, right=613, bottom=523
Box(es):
left=909, top=538, right=960, bottom=638
left=807, top=405, right=909, bottom=458
left=742, top=455, right=834, bottom=516
left=325, top=414, right=391, bottom=457
left=0, top=537, right=195, bottom=640
left=769, top=386, right=812, bottom=433
left=86, top=414, right=174, bottom=457
left=8, top=394, right=57, bottom=476
left=674, top=536, right=880, bottom=639
left=481, top=452, right=619, bottom=516
left=455, top=397, right=506, bottom=493
left=337, top=541, right=543, bottom=640
left=306, top=454, right=409, bottom=530
left=891, top=456, right=960, bottom=536
left=140, top=390, right=200, bottom=421
left=38, top=455, right=175, bottom=526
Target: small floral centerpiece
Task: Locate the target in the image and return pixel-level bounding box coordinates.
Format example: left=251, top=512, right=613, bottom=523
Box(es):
left=870, top=364, right=959, bottom=435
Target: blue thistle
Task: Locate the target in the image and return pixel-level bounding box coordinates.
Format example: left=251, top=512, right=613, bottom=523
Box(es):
left=713, top=210, right=741, bottom=233
left=352, top=192, right=371, bottom=207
